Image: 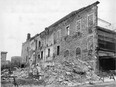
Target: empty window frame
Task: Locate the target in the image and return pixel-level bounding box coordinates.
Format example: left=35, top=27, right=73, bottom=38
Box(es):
left=35, top=40, right=37, bottom=49
left=57, top=46, right=60, bottom=55
left=48, top=48, right=50, bottom=57
left=76, top=47, right=81, bottom=56
left=38, top=41, right=41, bottom=47
left=66, top=25, right=70, bottom=35
left=76, top=19, right=81, bottom=31
left=41, top=51, right=43, bottom=59
left=38, top=54, right=40, bottom=59
left=87, top=13, right=94, bottom=34
left=57, top=29, right=61, bottom=39
left=64, top=50, right=69, bottom=57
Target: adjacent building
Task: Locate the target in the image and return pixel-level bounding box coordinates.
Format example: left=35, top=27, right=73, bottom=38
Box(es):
left=97, top=26, right=116, bottom=71
left=1, top=51, right=8, bottom=66
left=1, top=51, right=7, bottom=62
left=11, top=56, right=22, bottom=67
left=21, top=1, right=116, bottom=74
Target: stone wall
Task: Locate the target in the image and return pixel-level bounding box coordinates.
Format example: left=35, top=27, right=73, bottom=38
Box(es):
left=21, top=2, right=100, bottom=74
left=21, top=41, right=30, bottom=64
left=53, top=5, right=98, bottom=71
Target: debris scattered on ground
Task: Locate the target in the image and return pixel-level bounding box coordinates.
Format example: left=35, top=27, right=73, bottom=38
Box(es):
left=11, top=68, right=28, bottom=79
left=35, top=59, right=100, bottom=86
left=6, top=58, right=100, bottom=86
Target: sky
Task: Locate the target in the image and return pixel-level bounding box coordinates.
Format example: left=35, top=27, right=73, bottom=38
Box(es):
left=0, top=0, right=116, bottom=60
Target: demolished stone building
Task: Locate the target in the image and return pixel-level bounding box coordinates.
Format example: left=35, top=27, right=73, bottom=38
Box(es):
left=21, top=33, right=31, bottom=65
left=21, top=1, right=116, bottom=75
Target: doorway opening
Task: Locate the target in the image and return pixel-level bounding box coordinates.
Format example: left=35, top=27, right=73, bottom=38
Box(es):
left=98, top=56, right=116, bottom=71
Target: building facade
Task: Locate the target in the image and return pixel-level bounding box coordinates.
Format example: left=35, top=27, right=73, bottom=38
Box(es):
left=1, top=51, right=7, bottom=62
left=11, top=56, right=22, bottom=67
left=21, top=1, right=116, bottom=73
left=1, top=51, right=8, bottom=66
left=21, top=33, right=31, bottom=64
left=44, top=1, right=99, bottom=71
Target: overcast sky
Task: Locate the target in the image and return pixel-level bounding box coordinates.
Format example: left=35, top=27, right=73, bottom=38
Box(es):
left=0, top=0, right=116, bottom=60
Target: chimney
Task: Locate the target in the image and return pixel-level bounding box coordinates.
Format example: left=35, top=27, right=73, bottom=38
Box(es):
left=27, top=33, right=31, bottom=41
left=45, top=27, right=49, bottom=34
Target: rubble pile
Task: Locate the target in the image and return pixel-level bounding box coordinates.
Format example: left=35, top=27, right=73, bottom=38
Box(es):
left=10, top=59, right=99, bottom=86
left=41, top=59, right=99, bottom=86
left=11, top=68, right=28, bottom=79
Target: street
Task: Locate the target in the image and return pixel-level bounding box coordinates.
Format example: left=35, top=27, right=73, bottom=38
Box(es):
left=81, top=81, right=116, bottom=87
left=1, top=81, right=116, bottom=87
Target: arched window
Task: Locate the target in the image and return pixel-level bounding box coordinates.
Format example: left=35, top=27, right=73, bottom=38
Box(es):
left=64, top=50, right=69, bottom=57
left=76, top=47, right=81, bottom=55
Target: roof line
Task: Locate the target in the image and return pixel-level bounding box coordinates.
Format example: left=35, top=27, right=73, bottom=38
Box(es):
left=47, top=1, right=100, bottom=29
left=25, top=1, right=100, bottom=41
